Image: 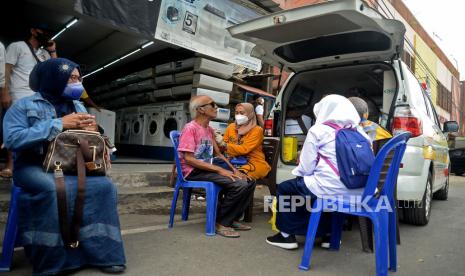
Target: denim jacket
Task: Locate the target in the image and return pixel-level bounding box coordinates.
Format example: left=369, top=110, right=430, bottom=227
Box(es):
left=3, top=92, right=87, bottom=153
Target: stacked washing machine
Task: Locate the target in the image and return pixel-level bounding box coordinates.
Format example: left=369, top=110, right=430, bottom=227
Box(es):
left=91, top=55, right=236, bottom=160
left=160, top=102, right=190, bottom=147
left=153, top=56, right=234, bottom=135
left=141, top=104, right=164, bottom=147
left=119, top=107, right=139, bottom=144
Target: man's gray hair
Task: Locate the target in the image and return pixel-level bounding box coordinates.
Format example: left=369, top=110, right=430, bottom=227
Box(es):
left=189, top=96, right=204, bottom=118
left=348, top=97, right=369, bottom=118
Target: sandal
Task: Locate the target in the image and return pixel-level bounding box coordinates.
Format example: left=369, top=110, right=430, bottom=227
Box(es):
left=231, top=221, right=252, bottom=231
left=216, top=226, right=240, bottom=238
left=0, top=168, right=12, bottom=178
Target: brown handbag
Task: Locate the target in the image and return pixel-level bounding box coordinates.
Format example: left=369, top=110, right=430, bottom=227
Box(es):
left=43, top=130, right=110, bottom=248
left=43, top=130, right=109, bottom=175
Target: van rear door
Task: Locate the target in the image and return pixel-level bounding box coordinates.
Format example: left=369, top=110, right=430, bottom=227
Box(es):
left=228, top=0, right=405, bottom=72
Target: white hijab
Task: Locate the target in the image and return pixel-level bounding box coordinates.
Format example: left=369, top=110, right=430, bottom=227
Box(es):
left=314, top=94, right=361, bottom=127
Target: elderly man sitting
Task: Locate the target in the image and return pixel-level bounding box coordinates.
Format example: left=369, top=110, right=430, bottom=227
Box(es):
left=177, top=95, right=256, bottom=238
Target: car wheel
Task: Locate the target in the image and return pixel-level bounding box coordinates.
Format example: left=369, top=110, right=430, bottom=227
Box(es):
left=433, top=168, right=449, bottom=200
left=403, top=172, right=432, bottom=226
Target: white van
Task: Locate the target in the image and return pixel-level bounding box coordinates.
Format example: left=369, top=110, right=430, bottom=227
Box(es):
left=229, top=0, right=459, bottom=225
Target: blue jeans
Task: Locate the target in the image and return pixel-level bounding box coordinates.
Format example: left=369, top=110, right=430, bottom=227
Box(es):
left=276, top=177, right=330, bottom=236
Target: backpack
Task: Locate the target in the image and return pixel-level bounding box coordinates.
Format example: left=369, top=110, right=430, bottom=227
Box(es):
left=318, top=122, right=375, bottom=189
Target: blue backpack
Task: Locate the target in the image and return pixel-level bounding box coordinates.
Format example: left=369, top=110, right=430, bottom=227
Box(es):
left=318, top=122, right=375, bottom=189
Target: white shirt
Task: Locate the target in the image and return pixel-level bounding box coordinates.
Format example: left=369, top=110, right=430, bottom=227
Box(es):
left=0, top=42, right=5, bottom=88
left=292, top=94, right=370, bottom=199
left=292, top=124, right=365, bottom=198
left=255, top=104, right=264, bottom=116
left=5, top=41, right=51, bottom=101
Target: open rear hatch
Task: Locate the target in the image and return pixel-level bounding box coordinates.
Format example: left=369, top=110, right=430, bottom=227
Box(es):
left=228, top=0, right=405, bottom=72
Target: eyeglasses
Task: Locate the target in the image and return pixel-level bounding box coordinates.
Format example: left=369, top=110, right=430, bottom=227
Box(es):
left=69, top=74, right=83, bottom=83
left=198, top=102, right=218, bottom=109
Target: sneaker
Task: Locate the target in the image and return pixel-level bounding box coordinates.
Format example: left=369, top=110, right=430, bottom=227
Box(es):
left=266, top=233, right=298, bottom=250
left=320, top=235, right=342, bottom=249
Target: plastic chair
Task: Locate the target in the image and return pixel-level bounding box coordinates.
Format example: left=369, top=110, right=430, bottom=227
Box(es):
left=299, top=132, right=411, bottom=276
left=168, top=130, right=222, bottom=236
left=0, top=183, right=21, bottom=272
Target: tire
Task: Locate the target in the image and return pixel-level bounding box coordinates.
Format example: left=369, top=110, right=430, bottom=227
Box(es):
left=403, top=172, right=433, bottom=226
left=433, top=168, right=449, bottom=200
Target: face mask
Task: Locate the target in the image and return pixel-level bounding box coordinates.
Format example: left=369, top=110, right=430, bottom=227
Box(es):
left=62, top=82, right=84, bottom=100
left=35, top=32, right=50, bottom=47
left=235, top=114, right=249, bottom=126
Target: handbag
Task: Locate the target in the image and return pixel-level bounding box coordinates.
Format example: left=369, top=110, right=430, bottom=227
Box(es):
left=43, top=130, right=110, bottom=248
left=43, top=130, right=109, bottom=175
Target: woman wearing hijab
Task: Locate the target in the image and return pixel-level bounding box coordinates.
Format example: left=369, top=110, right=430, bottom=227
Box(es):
left=3, top=58, right=126, bottom=275
left=266, top=95, right=370, bottom=250
left=222, top=102, right=271, bottom=180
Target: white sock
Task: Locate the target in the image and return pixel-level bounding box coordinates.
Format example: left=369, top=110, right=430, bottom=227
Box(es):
left=281, top=232, right=290, bottom=238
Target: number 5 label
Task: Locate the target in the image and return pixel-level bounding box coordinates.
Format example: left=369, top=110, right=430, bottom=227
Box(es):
left=183, top=11, right=198, bottom=35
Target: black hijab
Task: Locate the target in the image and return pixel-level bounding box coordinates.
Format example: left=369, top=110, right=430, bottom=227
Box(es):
left=29, top=58, right=80, bottom=116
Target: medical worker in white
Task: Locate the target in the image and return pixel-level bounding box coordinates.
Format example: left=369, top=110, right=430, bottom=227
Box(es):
left=266, top=94, right=370, bottom=250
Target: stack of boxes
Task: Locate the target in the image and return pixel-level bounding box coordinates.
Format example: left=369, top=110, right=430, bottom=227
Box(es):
left=91, top=55, right=235, bottom=154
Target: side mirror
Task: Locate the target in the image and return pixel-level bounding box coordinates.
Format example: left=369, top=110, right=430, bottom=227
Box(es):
left=443, top=121, right=459, bottom=133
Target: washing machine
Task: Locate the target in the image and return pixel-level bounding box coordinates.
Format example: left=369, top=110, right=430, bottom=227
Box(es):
left=114, top=109, right=125, bottom=144
left=161, top=102, right=190, bottom=147
left=129, top=109, right=147, bottom=145
left=120, top=107, right=138, bottom=144
left=141, top=105, right=164, bottom=147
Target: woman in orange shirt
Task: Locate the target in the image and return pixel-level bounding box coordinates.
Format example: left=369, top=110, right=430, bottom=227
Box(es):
left=223, top=103, right=271, bottom=180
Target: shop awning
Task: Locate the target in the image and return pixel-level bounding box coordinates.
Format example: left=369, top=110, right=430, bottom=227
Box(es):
left=235, top=83, right=276, bottom=98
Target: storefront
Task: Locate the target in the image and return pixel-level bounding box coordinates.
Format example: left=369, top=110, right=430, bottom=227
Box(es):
left=2, top=0, right=276, bottom=160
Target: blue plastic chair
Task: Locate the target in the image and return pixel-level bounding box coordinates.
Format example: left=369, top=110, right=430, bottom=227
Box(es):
left=0, top=182, right=21, bottom=272
left=168, top=130, right=222, bottom=236
left=299, top=132, right=411, bottom=276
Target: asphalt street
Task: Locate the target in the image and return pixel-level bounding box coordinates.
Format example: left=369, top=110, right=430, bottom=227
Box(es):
left=8, top=175, right=465, bottom=276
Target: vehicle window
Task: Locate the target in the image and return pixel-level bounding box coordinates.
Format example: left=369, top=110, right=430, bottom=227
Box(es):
left=426, top=95, right=441, bottom=127
left=404, top=68, right=427, bottom=115
left=422, top=93, right=440, bottom=126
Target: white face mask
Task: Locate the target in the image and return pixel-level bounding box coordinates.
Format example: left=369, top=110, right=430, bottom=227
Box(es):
left=235, top=114, right=249, bottom=125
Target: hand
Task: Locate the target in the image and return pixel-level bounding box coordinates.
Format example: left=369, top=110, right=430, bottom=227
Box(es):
left=233, top=168, right=248, bottom=180
left=1, top=88, right=12, bottom=109
left=218, top=169, right=242, bottom=182
left=62, top=113, right=96, bottom=130
left=45, top=40, right=56, bottom=53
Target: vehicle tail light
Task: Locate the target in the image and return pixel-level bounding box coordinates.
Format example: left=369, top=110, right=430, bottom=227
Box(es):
left=264, top=119, right=273, bottom=136
left=392, top=106, right=422, bottom=137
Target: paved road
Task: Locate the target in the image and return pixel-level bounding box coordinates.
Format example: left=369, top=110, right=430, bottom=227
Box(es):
left=8, top=176, right=465, bottom=275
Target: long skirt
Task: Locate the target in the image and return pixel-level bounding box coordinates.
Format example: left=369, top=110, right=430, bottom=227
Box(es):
left=13, top=165, right=126, bottom=276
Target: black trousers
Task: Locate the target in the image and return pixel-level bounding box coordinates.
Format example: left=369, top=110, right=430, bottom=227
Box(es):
left=186, top=169, right=255, bottom=227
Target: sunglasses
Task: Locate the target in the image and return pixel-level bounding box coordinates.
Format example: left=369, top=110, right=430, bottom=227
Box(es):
left=198, top=102, right=218, bottom=109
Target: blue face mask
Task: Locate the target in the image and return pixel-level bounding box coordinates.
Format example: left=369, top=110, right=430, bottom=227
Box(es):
left=62, top=82, right=84, bottom=100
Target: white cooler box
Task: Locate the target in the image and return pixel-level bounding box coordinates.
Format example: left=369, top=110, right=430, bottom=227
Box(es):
left=194, top=58, right=233, bottom=79
left=209, top=121, right=228, bottom=135
left=155, top=62, right=175, bottom=74
left=193, top=74, right=233, bottom=93
left=172, top=85, right=192, bottom=96
left=174, top=58, right=195, bottom=72
left=135, top=68, right=156, bottom=80
left=155, top=74, right=175, bottom=87
left=175, top=71, right=194, bottom=84
left=216, top=108, right=230, bottom=122
left=88, top=108, right=116, bottom=144
left=154, top=88, right=173, bottom=99
left=191, top=88, right=229, bottom=106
